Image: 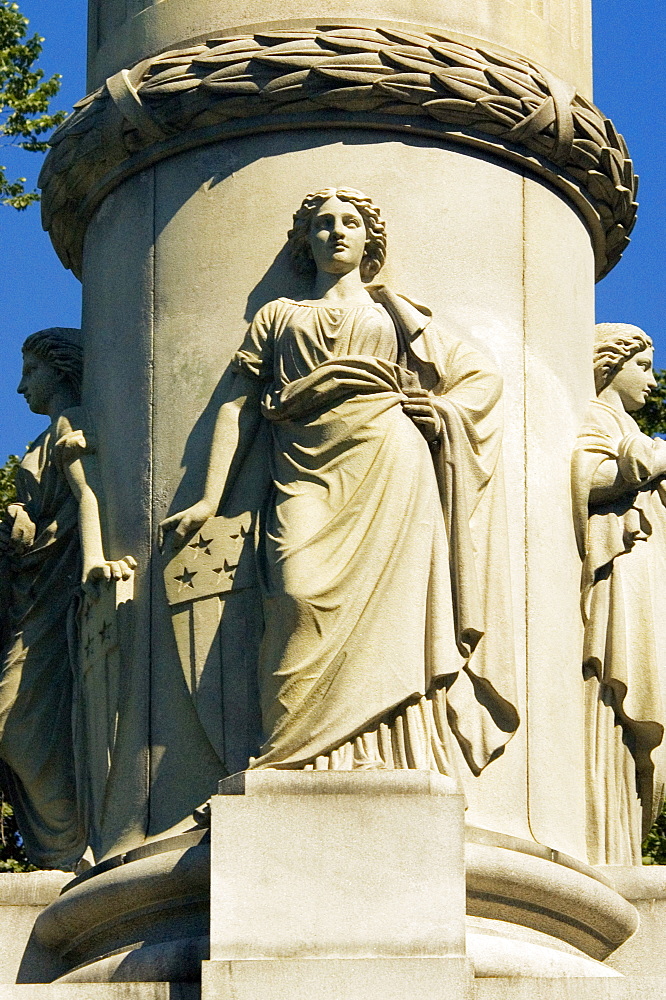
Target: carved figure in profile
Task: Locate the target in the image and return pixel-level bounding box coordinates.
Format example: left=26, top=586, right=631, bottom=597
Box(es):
left=161, top=188, right=518, bottom=779
left=572, top=323, right=666, bottom=865
left=0, top=328, right=135, bottom=870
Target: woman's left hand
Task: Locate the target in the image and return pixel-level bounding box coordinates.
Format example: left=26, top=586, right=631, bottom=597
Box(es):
left=401, top=389, right=442, bottom=444
left=83, top=556, right=137, bottom=597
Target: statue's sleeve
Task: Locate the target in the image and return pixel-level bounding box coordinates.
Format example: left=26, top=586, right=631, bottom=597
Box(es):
left=231, top=301, right=277, bottom=381
left=54, top=407, right=97, bottom=469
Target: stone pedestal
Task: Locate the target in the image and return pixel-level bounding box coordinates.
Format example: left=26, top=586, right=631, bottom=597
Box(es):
left=205, top=769, right=472, bottom=1000
left=0, top=874, right=70, bottom=986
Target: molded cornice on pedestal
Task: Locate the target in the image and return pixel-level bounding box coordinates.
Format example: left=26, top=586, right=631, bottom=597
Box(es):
left=40, top=25, right=636, bottom=281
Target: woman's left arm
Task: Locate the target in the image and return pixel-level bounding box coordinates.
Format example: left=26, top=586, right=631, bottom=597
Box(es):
left=63, top=447, right=135, bottom=592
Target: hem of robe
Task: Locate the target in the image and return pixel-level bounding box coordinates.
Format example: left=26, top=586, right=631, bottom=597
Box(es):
left=250, top=681, right=460, bottom=776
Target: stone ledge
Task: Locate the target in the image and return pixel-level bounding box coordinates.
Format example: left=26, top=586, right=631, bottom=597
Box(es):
left=474, top=978, right=666, bottom=999
left=202, top=957, right=473, bottom=1000
left=601, top=865, right=666, bottom=901
left=219, top=767, right=459, bottom=796
left=0, top=873, right=71, bottom=908
left=0, top=988, right=196, bottom=999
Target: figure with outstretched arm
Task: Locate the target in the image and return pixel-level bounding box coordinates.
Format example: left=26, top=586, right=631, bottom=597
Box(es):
left=0, top=327, right=134, bottom=870
left=160, top=187, right=518, bottom=780
left=159, top=373, right=262, bottom=549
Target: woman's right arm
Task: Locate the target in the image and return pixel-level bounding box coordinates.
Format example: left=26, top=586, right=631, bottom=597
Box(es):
left=159, top=371, right=262, bottom=549
left=590, top=434, right=666, bottom=504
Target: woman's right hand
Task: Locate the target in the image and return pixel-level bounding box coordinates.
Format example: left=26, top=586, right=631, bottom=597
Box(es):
left=158, top=501, right=215, bottom=551
left=6, top=504, right=36, bottom=555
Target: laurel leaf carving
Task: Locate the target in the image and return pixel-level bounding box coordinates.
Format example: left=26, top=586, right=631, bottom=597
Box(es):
left=312, top=86, right=388, bottom=111
left=192, top=39, right=262, bottom=62
left=485, top=68, right=544, bottom=101
left=262, top=70, right=311, bottom=94
left=200, top=78, right=262, bottom=95
left=374, top=74, right=434, bottom=103
left=253, top=31, right=319, bottom=43
left=320, top=27, right=388, bottom=43
left=195, top=61, right=253, bottom=81
left=313, top=66, right=394, bottom=85
left=587, top=170, right=619, bottom=205
left=38, top=25, right=638, bottom=281
left=422, top=98, right=482, bottom=124
left=428, top=42, right=488, bottom=69
left=376, top=28, right=435, bottom=47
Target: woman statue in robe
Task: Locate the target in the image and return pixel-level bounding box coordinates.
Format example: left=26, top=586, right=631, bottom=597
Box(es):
left=572, top=323, right=666, bottom=865
left=0, top=327, right=135, bottom=870
left=161, top=188, right=518, bottom=778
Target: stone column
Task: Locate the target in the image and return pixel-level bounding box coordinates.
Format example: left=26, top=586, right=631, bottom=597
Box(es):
left=39, top=0, right=637, bottom=880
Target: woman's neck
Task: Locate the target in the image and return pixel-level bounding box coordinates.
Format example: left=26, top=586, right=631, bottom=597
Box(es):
left=597, top=384, right=628, bottom=418
left=309, top=268, right=374, bottom=306
left=46, top=388, right=78, bottom=421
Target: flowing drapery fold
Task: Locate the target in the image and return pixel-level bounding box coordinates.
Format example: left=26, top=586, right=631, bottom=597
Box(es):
left=572, top=399, right=666, bottom=862
left=0, top=408, right=89, bottom=869
left=231, top=290, right=518, bottom=776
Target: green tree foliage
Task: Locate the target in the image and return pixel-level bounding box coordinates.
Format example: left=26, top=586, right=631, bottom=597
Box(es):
left=0, top=0, right=65, bottom=209
left=0, top=452, right=34, bottom=870
left=643, top=809, right=666, bottom=866
left=0, top=452, right=18, bottom=507
left=637, top=368, right=666, bottom=861
left=0, top=797, right=33, bottom=872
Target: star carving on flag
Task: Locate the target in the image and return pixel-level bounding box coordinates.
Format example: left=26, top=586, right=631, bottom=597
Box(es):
left=84, top=635, right=94, bottom=658
left=229, top=524, right=249, bottom=540
left=175, top=567, right=197, bottom=592
left=212, top=558, right=238, bottom=583
left=99, top=620, right=113, bottom=644
left=188, top=534, right=214, bottom=558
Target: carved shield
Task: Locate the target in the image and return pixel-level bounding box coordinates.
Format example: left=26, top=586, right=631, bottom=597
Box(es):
left=163, top=514, right=263, bottom=773
left=79, top=576, right=134, bottom=838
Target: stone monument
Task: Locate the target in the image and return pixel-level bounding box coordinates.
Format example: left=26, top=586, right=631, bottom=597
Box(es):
left=0, top=0, right=665, bottom=997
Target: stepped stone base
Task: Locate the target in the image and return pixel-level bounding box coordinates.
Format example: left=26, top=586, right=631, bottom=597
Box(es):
left=5, top=978, right=666, bottom=1000
left=0, top=988, right=196, bottom=999
left=4, top=780, right=666, bottom=996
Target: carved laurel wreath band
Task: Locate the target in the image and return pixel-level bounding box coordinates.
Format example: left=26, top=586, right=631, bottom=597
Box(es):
left=39, top=25, right=637, bottom=280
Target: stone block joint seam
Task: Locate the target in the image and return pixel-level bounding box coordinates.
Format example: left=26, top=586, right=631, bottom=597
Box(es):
left=40, top=25, right=636, bottom=281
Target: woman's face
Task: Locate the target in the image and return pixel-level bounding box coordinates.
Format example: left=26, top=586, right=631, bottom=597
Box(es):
left=17, top=353, right=64, bottom=415
left=612, top=347, right=657, bottom=412
left=308, top=196, right=367, bottom=276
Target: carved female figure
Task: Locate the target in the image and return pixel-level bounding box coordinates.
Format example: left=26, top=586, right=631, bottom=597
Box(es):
left=572, top=323, right=666, bottom=865
left=0, top=328, right=134, bottom=869
left=161, top=189, right=518, bottom=778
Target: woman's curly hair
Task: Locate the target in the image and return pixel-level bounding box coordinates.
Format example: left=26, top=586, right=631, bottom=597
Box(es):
left=22, top=327, right=83, bottom=401
left=593, top=323, right=653, bottom=395
left=288, top=188, right=387, bottom=283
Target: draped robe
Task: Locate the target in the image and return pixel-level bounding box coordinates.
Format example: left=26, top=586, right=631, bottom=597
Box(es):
left=232, top=287, right=519, bottom=776
left=0, top=408, right=87, bottom=869
left=572, top=398, right=666, bottom=864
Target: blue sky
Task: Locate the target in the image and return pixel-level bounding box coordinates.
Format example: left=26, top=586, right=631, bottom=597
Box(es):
left=1, top=1, right=664, bottom=461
